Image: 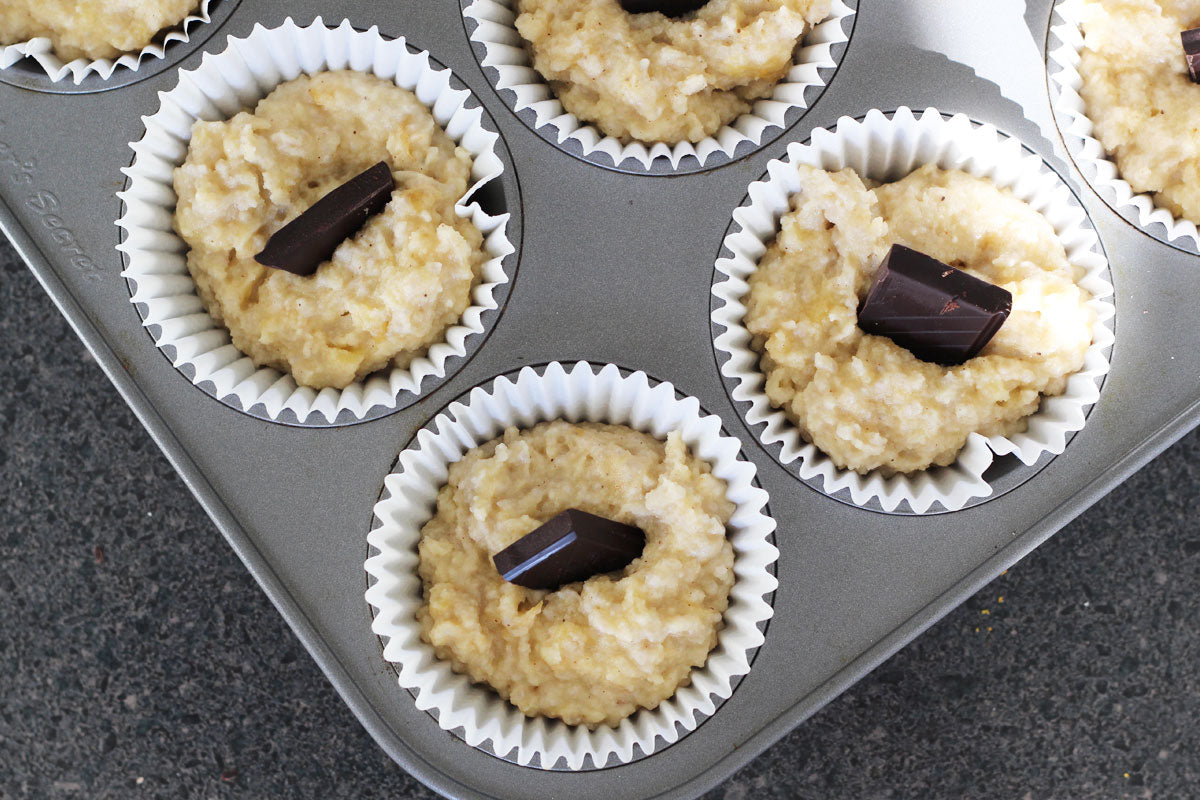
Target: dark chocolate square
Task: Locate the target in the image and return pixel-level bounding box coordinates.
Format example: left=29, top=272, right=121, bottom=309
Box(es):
left=1183, top=28, right=1200, bottom=83
left=255, top=161, right=394, bottom=276
left=619, top=0, right=709, bottom=17
left=492, top=509, right=646, bottom=591
left=857, top=245, right=1013, bottom=366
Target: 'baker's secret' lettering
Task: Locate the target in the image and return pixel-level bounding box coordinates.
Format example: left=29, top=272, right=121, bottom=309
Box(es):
left=0, top=124, right=102, bottom=282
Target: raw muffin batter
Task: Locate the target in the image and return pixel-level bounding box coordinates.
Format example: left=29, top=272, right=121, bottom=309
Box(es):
left=515, top=0, right=834, bottom=143
left=745, top=164, right=1095, bottom=475
left=1076, top=0, right=1200, bottom=222
left=417, top=421, right=735, bottom=727
left=174, top=71, right=485, bottom=390
left=0, top=0, right=200, bottom=61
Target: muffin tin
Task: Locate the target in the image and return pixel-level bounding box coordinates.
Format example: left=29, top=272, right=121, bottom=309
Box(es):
left=2, top=0, right=1198, bottom=798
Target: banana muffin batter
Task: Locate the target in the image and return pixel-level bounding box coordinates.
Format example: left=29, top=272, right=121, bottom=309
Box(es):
left=173, top=71, right=485, bottom=390
left=1076, top=0, right=1200, bottom=222
left=745, top=164, right=1095, bottom=475
left=0, top=0, right=200, bottom=61
left=515, top=0, right=834, bottom=143
left=417, top=421, right=735, bottom=727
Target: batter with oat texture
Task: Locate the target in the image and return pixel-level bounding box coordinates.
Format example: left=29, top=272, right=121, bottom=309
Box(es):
left=746, top=164, right=1095, bottom=475
left=417, top=421, right=735, bottom=727
left=173, top=71, right=485, bottom=390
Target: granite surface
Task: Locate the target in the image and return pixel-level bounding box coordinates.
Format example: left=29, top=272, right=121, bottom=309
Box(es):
left=1, top=232, right=1198, bottom=800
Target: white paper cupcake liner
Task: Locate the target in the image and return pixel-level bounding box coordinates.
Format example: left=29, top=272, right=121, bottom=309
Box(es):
left=712, top=107, right=1116, bottom=513
left=1048, top=0, right=1200, bottom=252
left=116, top=19, right=515, bottom=425
left=0, top=0, right=215, bottom=85
left=364, top=361, right=778, bottom=770
left=463, top=0, right=855, bottom=171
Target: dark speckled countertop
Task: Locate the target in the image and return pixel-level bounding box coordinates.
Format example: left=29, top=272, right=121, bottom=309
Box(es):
left=2, top=233, right=1198, bottom=799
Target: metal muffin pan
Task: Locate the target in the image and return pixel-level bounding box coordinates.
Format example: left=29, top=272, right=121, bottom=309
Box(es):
left=2, top=0, right=1197, bottom=797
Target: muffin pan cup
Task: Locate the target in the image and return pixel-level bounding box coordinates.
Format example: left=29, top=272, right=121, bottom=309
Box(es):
left=0, top=0, right=218, bottom=85
left=1047, top=0, right=1200, bottom=255
left=116, top=18, right=516, bottom=425
left=365, top=361, right=778, bottom=769
left=712, top=107, right=1115, bottom=513
left=3, top=0, right=1200, bottom=798
left=460, top=0, right=856, bottom=174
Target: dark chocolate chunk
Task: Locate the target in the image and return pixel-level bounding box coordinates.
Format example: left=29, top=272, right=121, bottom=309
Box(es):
left=857, top=244, right=1012, bottom=366
left=255, top=161, right=394, bottom=276
left=492, top=509, right=646, bottom=591
left=1183, top=28, right=1200, bottom=83
left=619, top=0, right=708, bottom=18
